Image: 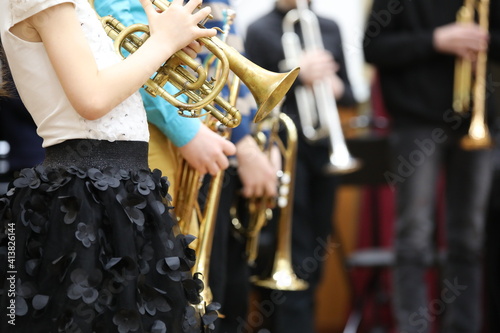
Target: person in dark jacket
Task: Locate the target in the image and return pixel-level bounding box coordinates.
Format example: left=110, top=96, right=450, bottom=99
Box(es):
left=245, top=0, right=356, bottom=332
left=363, top=1, right=500, bottom=332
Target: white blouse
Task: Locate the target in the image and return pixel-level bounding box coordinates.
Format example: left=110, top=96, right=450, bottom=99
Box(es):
left=0, top=0, right=149, bottom=147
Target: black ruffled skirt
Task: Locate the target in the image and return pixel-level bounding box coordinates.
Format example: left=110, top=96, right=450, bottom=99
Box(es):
left=0, top=140, right=217, bottom=333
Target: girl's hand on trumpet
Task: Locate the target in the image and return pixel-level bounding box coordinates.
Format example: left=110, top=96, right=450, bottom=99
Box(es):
left=139, top=0, right=217, bottom=59
left=182, top=40, right=204, bottom=59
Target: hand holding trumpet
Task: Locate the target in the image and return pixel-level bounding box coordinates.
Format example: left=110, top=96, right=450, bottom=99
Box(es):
left=433, top=22, right=489, bottom=61
left=139, top=0, right=216, bottom=56
left=236, top=135, right=280, bottom=199
left=298, top=50, right=345, bottom=100
left=179, top=124, right=236, bottom=176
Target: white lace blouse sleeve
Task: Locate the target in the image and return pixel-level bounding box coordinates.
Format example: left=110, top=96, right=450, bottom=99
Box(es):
left=10, top=0, right=76, bottom=26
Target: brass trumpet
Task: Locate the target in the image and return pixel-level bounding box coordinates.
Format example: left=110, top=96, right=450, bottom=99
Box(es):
left=453, top=0, right=492, bottom=149
left=93, top=0, right=299, bottom=127
left=229, top=103, right=308, bottom=290
left=239, top=117, right=276, bottom=266
left=249, top=110, right=308, bottom=291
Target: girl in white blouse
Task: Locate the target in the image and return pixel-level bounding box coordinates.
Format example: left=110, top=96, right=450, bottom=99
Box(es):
left=0, top=0, right=232, bottom=331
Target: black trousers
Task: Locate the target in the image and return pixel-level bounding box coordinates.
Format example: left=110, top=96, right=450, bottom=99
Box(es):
left=485, top=167, right=500, bottom=332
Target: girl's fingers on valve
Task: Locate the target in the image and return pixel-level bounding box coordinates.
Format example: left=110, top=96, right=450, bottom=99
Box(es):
left=188, top=40, right=202, bottom=53
left=170, top=0, right=185, bottom=6
left=182, top=44, right=197, bottom=59
left=138, top=0, right=155, bottom=16
left=193, top=6, right=212, bottom=22
left=184, top=0, right=203, bottom=12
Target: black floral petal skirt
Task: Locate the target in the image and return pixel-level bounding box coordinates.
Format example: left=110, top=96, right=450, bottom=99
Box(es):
left=0, top=140, right=214, bottom=333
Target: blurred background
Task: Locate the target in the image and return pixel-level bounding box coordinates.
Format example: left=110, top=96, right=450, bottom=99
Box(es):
left=231, top=1, right=500, bottom=333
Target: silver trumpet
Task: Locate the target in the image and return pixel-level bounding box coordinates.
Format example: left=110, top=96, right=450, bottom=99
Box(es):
left=281, top=0, right=361, bottom=174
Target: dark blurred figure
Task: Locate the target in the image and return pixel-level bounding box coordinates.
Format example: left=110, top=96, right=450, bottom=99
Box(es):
left=485, top=63, right=500, bottom=333
left=363, top=1, right=500, bottom=333
left=485, top=137, right=500, bottom=333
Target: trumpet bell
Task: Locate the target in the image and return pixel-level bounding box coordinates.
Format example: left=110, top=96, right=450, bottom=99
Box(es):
left=460, top=125, right=493, bottom=150
left=251, top=259, right=309, bottom=291
left=217, top=38, right=300, bottom=122
left=324, top=156, right=362, bottom=175
left=323, top=139, right=362, bottom=175
left=252, top=67, right=300, bottom=123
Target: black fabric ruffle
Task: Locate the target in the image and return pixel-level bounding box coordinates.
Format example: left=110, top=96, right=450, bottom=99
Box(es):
left=0, top=164, right=218, bottom=333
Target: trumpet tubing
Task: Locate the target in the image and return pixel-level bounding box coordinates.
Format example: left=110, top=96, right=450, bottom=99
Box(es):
left=202, top=9, right=242, bottom=108
left=100, top=15, right=242, bottom=127
left=236, top=108, right=279, bottom=266
left=231, top=126, right=276, bottom=266
left=244, top=200, right=273, bottom=266
left=453, top=0, right=474, bottom=114
left=173, top=149, right=226, bottom=320
left=191, top=170, right=225, bottom=307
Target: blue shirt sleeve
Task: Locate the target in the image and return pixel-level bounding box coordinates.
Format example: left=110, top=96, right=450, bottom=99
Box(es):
left=94, top=0, right=201, bottom=147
